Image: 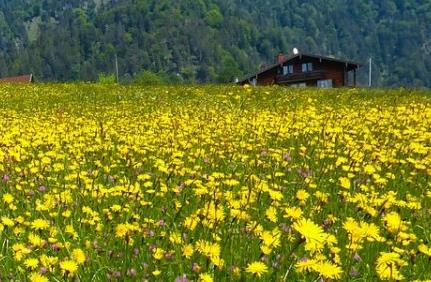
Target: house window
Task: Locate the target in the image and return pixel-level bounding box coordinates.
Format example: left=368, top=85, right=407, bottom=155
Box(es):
left=317, top=79, right=333, bottom=88
left=283, top=65, right=294, bottom=75
left=251, top=78, right=257, bottom=86
left=291, top=82, right=307, bottom=88
left=302, top=63, right=313, bottom=72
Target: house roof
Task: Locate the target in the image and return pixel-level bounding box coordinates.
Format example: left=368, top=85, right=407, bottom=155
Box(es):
left=0, top=74, right=34, bottom=83
left=239, top=53, right=361, bottom=83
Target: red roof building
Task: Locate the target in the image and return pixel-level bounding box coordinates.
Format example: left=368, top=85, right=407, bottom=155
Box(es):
left=0, top=74, right=34, bottom=83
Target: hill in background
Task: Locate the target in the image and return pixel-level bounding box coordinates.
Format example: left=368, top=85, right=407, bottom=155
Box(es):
left=0, top=0, right=430, bottom=87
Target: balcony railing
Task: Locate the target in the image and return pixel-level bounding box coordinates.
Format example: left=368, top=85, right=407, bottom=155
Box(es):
left=276, top=70, right=326, bottom=84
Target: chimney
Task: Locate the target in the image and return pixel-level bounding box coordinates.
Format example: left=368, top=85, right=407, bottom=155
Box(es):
left=275, top=52, right=286, bottom=64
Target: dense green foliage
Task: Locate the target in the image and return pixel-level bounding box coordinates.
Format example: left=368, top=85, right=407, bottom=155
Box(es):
left=0, top=0, right=430, bottom=86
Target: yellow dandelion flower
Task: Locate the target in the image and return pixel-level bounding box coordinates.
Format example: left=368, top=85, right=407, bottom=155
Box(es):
left=383, top=212, right=406, bottom=234
left=60, top=260, right=78, bottom=277
left=245, top=261, right=268, bottom=277
left=182, top=244, right=194, bottom=258
left=313, top=261, right=343, bottom=280
left=293, top=218, right=327, bottom=252
left=169, top=232, right=182, bottom=244
left=115, top=223, right=129, bottom=238
left=364, top=164, right=376, bottom=174
left=24, top=258, right=39, bottom=270
left=2, top=216, right=15, bottom=227
left=296, top=189, right=310, bottom=201
left=284, top=206, right=303, bottom=220
left=199, top=273, right=214, bottom=282
left=28, top=233, right=45, bottom=248
left=40, top=255, right=58, bottom=271
left=12, top=243, right=32, bottom=261
left=28, top=272, right=49, bottom=282
left=376, top=252, right=407, bottom=281
left=339, top=177, right=351, bottom=189
left=72, top=248, right=86, bottom=265
left=31, top=219, right=50, bottom=231
left=418, top=244, right=431, bottom=257
left=265, top=206, right=278, bottom=223
left=295, top=258, right=319, bottom=273
left=3, top=193, right=14, bottom=204
left=153, top=248, right=165, bottom=260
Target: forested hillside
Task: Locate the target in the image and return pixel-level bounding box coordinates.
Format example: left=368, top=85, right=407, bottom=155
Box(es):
left=0, top=0, right=430, bottom=86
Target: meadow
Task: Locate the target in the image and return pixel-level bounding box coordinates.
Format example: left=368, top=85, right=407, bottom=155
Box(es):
left=0, top=84, right=430, bottom=281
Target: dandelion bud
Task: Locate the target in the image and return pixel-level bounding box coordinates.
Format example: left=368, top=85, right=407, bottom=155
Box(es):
left=2, top=175, right=9, bottom=182
left=148, top=244, right=156, bottom=252
left=323, top=219, right=333, bottom=231
left=283, top=153, right=291, bottom=161
left=349, top=267, right=359, bottom=277
left=164, top=251, right=174, bottom=260
left=175, top=274, right=188, bottom=282
left=231, top=266, right=241, bottom=276
left=279, top=223, right=291, bottom=233
left=179, top=182, right=185, bottom=190
left=299, top=256, right=308, bottom=262
left=353, top=253, right=362, bottom=262
left=127, top=268, right=137, bottom=277
left=113, top=271, right=121, bottom=278
left=192, top=262, right=201, bottom=273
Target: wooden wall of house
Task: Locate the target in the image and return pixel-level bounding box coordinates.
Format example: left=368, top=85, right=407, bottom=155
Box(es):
left=257, top=68, right=277, bottom=86
left=285, top=57, right=347, bottom=87
left=242, top=55, right=356, bottom=87
left=317, top=61, right=346, bottom=87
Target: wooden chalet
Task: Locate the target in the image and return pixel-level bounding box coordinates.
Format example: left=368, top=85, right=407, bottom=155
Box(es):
left=239, top=52, right=360, bottom=87
left=0, top=74, right=34, bottom=83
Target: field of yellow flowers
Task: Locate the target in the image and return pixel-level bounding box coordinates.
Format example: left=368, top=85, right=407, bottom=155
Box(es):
left=0, top=84, right=430, bottom=281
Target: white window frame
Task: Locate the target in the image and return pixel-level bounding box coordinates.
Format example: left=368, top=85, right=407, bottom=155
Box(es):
left=291, top=82, right=307, bottom=88
left=251, top=78, right=257, bottom=86
left=282, top=65, right=294, bottom=75
left=317, top=79, right=333, bottom=88
left=302, top=63, right=313, bottom=72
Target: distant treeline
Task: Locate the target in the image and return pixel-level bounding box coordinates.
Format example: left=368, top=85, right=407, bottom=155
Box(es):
left=0, top=0, right=430, bottom=86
